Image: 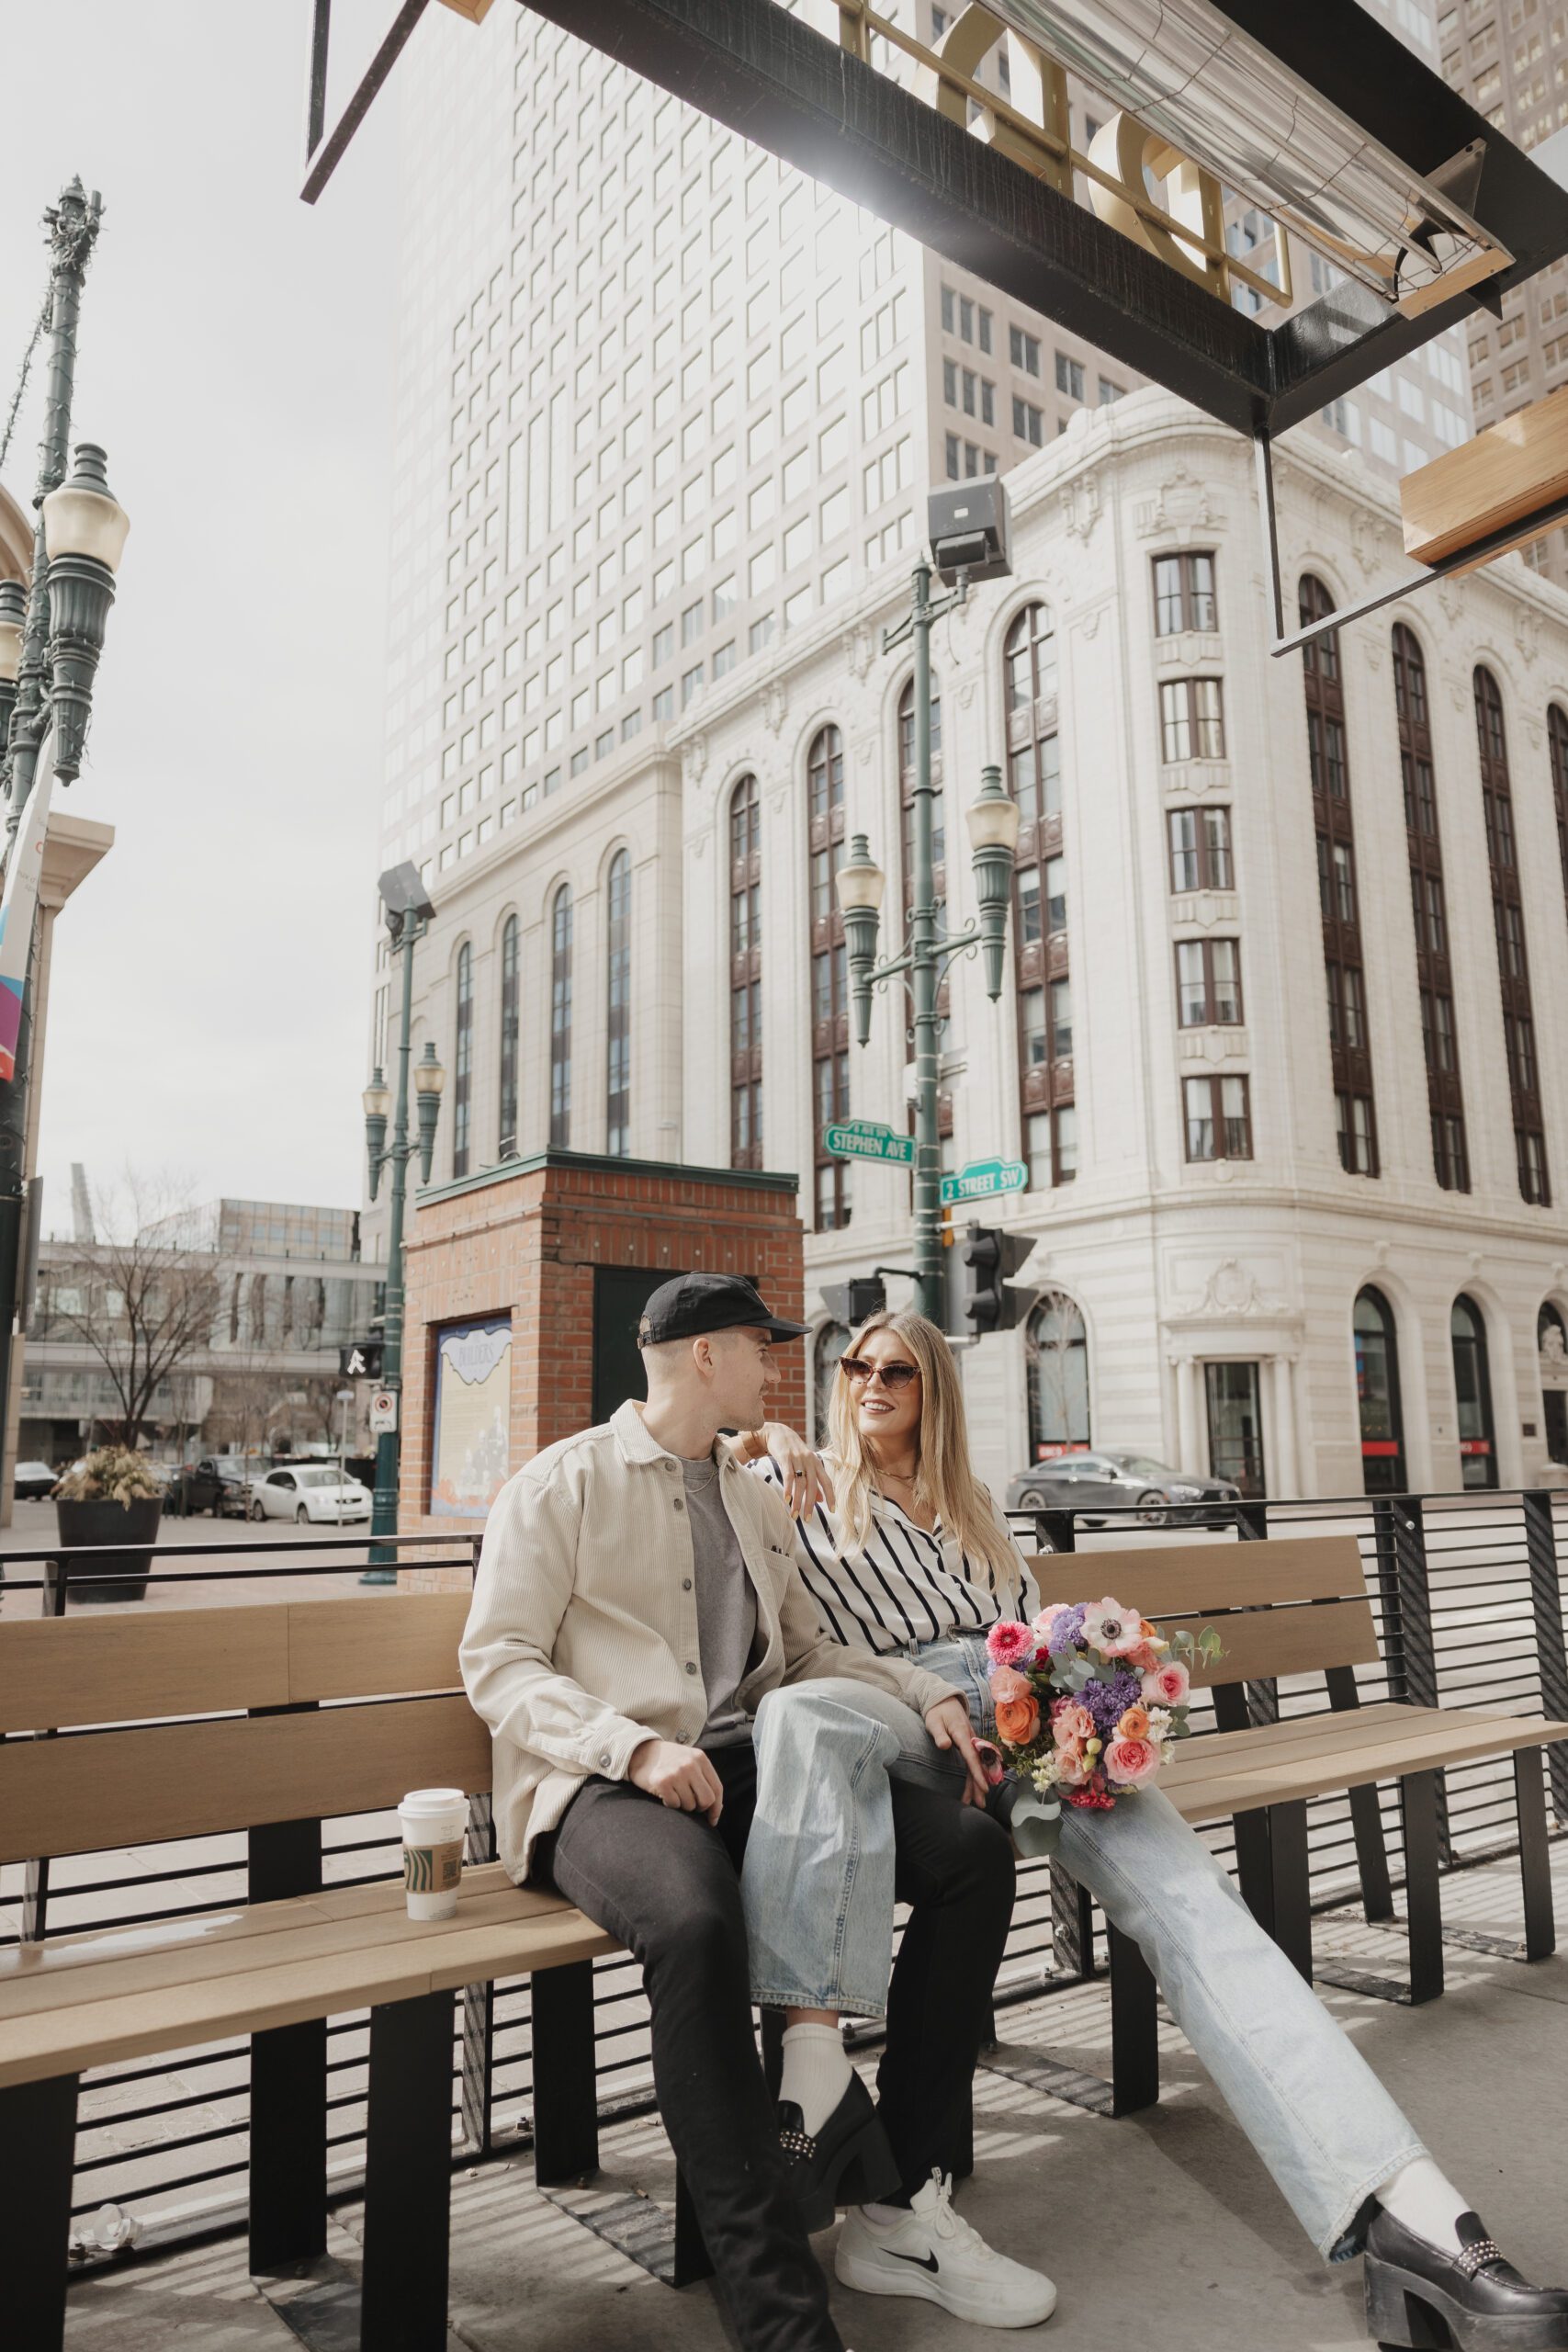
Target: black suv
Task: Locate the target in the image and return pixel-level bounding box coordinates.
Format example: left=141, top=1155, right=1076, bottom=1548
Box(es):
left=165, top=1457, right=252, bottom=1518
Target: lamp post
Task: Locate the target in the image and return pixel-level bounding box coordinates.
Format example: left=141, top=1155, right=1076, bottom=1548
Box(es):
left=360, top=863, right=444, bottom=1581
left=835, top=560, right=1020, bottom=1326
left=0, top=180, right=127, bottom=1516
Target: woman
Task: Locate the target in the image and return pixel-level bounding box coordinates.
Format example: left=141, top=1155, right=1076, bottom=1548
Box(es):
left=739, top=1309, right=1567, bottom=2352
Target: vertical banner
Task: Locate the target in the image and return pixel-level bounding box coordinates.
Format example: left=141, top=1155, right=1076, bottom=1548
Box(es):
left=430, top=1315, right=513, bottom=1517
left=0, top=725, right=58, bottom=1084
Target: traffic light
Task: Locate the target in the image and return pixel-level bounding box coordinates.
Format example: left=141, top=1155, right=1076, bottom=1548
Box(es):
left=959, top=1226, right=1034, bottom=1335
left=820, top=1275, right=886, bottom=1328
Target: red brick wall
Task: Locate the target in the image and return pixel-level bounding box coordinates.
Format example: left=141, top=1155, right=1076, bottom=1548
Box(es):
left=398, top=1155, right=803, bottom=1589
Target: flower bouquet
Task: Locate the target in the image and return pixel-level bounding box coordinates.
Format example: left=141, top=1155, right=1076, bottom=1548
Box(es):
left=978, top=1595, right=1223, bottom=1855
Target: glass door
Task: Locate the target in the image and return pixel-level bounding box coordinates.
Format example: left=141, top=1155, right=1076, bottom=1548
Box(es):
left=1450, top=1295, right=1498, bottom=1490
left=1203, top=1360, right=1266, bottom=1496
left=1354, top=1286, right=1406, bottom=1494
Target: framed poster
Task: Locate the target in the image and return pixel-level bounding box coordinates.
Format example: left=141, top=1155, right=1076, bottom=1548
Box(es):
left=430, top=1316, right=513, bottom=1518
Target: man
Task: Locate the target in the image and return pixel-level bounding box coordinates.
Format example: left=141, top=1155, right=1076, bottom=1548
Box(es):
left=462, top=1272, right=1053, bottom=2352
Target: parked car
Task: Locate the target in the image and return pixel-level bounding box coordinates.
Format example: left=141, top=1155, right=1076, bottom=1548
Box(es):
left=1006, top=1450, right=1243, bottom=1532
left=164, top=1457, right=253, bottom=1518
left=247, top=1464, right=373, bottom=1525
left=13, top=1460, right=60, bottom=1500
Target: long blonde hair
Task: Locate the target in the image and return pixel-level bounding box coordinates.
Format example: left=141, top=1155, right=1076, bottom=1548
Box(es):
left=827, top=1309, right=1021, bottom=1596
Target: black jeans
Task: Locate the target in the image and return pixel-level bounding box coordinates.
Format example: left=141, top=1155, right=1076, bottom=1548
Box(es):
left=536, top=1740, right=1015, bottom=2352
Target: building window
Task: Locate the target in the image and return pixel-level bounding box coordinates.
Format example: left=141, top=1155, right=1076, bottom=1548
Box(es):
left=1174, top=937, right=1243, bottom=1026
left=1301, top=576, right=1378, bottom=1178
left=1538, top=1299, right=1568, bottom=1466
left=1152, top=550, right=1217, bottom=635
left=1204, top=1361, right=1265, bottom=1495
left=605, top=848, right=631, bottom=1157
left=1158, top=676, right=1224, bottom=762
left=1010, top=325, right=1041, bottom=374
left=1548, top=702, right=1568, bottom=933
left=1475, top=666, right=1550, bottom=1204
left=808, top=725, right=851, bottom=1230
left=1055, top=351, right=1085, bottom=400
left=1354, top=1286, right=1406, bottom=1494
left=452, top=942, right=473, bottom=1180
left=1012, top=397, right=1044, bottom=445
left=1393, top=624, right=1466, bottom=1191
left=1184, top=1073, right=1252, bottom=1161
left=1024, top=1291, right=1089, bottom=1460
left=729, top=774, right=762, bottom=1170
left=498, top=913, right=519, bottom=1158
left=1005, top=604, right=1073, bottom=1188
left=549, top=884, right=572, bottom=1148
left=1451, top=1293, right=1498, bottom=1488
left=1168, top=805, right=1233, bottom=892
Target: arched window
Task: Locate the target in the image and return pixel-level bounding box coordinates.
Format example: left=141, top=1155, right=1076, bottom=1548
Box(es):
left=1475, top=668, right=1549, bottom=1204
left=605, top=850, right=631, bottom=1157
left=812, top=1321, right=849, bottom=1445
left=1393, top=626, right=1467, bottom=1192
left=549, top=885, right=572, bottom=1149
left=1354, top=1286, right=1405, bottom=1495
left=1547, top=704, right=1568, bottom=938
left=1004, top=605, right=1075, bottom=1191
left=1025, top=1291, right=1089, bottom=1461
left=1450, top=1294, right=1498, bottom=1489
left=897, top=673, right=952, bottom=1159
left=729, top=775, right=762, bottom=1170
left=452, top=943, right=473, bottom=1180
left=1538, top=1299, right=1568, bottom=1466
left=807, top=725, right=850, bottom=1230
left=498, top=915, right=520, bottom=1159
left=1302, top=576, right=1377, bottom=1175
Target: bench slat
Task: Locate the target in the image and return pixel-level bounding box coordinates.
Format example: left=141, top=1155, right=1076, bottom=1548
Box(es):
left=1167, top=1707, right=1568, bottom=1824
left=1024, top=1534, right=1368, bottom=1617
left=287, top=1595, right=469, bottom=1702
left=0, top=1695, right=491, bottom=1863
left=1151, top=1598, right=1381, bottom=1685
left=0, top=1607, right=292, bottom=1735
left=0, top=1876, right=617, bottom=2092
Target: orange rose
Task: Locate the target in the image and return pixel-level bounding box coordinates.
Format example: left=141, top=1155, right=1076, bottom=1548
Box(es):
left=1115, top=1704, right=1151, bottom=1742
left=995, top=1692, right=1041, bottom=1747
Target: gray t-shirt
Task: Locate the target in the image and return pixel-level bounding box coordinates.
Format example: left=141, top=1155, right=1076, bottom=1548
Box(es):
left=682, top=1453, right=759, bottom=1749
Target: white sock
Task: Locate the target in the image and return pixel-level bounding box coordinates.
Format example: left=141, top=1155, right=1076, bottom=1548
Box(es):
left=778, top=2022, right=852, bottom=2137
left=860, top=2202, right=905, bottom=2228
left=1377, top=2157, right=1470, bottom=2255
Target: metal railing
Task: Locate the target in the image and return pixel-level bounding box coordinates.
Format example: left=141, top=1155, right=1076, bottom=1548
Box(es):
left=1, top=1491, right=1564, bottom=2271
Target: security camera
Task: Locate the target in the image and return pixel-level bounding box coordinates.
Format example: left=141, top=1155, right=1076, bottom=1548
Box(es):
left=928, top=479, right=1012, bottom=585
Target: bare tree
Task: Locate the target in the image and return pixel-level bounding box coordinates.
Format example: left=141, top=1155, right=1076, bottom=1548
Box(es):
left=46, top=1171, right=223, bottom=1452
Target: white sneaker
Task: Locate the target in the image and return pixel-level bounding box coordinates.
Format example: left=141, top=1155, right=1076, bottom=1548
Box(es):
left=834, top=2171, right=1057, bottom=2328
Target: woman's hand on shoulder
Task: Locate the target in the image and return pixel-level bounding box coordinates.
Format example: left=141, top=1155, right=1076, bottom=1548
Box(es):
left=757, top=1422, right=836, bottom=1521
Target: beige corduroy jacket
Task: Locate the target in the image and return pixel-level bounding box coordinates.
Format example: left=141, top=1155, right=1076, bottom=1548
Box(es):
left=461, top=1399, right=961, bottom=1881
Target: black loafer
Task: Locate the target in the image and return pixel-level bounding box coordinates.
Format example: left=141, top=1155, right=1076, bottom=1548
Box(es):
left=1364, top=2208, right=1568, bottom=2350
left=778, top=2074, right=900, bottom=2233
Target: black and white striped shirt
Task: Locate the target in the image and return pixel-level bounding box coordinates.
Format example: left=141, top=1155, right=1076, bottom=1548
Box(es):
left=748, top=1453, right=1039, bottom=1657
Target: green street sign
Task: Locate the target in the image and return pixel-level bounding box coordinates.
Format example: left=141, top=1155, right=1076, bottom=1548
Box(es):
left=941, top=1158, right=1027, bottom=1206
left=823, top=1119, right=916, bottom=1167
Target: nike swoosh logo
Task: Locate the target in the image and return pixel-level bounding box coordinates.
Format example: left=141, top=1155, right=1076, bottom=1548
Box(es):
left=889, top=2249, right=939, bottom=2273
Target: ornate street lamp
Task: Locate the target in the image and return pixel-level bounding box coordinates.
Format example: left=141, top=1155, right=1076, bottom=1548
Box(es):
left=413, top=1042, right=446, bottom=1182
left=0, top=581, right=25, bottom=752
left=39, top=444, right=130, bottom=781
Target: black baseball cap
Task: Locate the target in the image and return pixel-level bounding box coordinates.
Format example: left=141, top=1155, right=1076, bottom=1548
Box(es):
left=637, top=1272, right=807, bottom=1348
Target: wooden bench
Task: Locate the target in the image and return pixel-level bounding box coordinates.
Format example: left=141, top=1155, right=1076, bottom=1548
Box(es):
left=1023, top=1534, right=1568, bottom=2114
left=0, top=1593, right=686, bottom=2352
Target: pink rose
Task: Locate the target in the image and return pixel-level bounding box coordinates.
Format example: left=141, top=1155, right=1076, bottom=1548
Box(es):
left=1053, top=1741, right=1089, bottom=1788
left=988, top=1664, right=1032, bottom=1705
left=1103, top=1736, right=1163, bottom=1790
left=1080, top=1597, right=1145, bottom=1657
left=1141, top=1660, right=1190, bottom=1708
left=1051, top=1701, right=1095, bottom=1749
left=987, top=1619, right=1038, bottom=1668
left=1127, top=1641, right=1163, bottom=1675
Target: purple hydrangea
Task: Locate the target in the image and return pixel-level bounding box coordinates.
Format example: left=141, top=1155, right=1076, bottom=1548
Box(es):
left=1047, top=1603, right=1088, bottom=1654
left=1081, top=1670, right=1142, bottom=1736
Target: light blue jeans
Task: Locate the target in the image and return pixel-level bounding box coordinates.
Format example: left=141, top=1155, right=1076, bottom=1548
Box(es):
left=740, top=1636, right=1427, bottom=2262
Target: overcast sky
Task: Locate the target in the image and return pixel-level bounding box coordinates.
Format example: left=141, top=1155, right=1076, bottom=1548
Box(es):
left=0, top=3, right=402, bottom=1237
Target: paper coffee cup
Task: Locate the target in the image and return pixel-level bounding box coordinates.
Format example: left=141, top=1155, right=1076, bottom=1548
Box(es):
left=399, top=1786, right=468, bottom=1920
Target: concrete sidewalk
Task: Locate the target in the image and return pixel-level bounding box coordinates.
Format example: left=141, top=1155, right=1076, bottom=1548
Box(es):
left=60, top=1841, right=1568, bottom=2351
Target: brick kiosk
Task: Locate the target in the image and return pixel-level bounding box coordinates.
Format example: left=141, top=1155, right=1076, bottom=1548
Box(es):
left=396, top=1150, right=804, bottom=1589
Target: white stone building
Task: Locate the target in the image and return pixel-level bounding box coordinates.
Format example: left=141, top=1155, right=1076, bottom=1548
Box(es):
left=382, top=390, right=1568, bottom=1505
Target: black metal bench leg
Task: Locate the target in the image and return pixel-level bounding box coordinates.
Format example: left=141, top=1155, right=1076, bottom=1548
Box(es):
left=1050, top=1860, right=1096, bottom=1979
left=1107, top=1921, right=1159, bottom=2115
left=249, top=2018, right=327, bottom=2274
left=1234, top=1807, right=1278, bottom=1940
left=0, top=2073, right=76, bottom=2352
left=672, top=2164, right=715, bottom=2287
left=531, top=1960, right=600, bottom=2186
left=1401, top=1772, right=1444, bottom=2006
left=1347, top=1781, right=1395, bottom=1924
left=1515, top=1747, right=1556, bottom=1962
left=361, top=1989, right=456, bottom=2352
left=1267, top=1801, right=1314, bottom=1984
